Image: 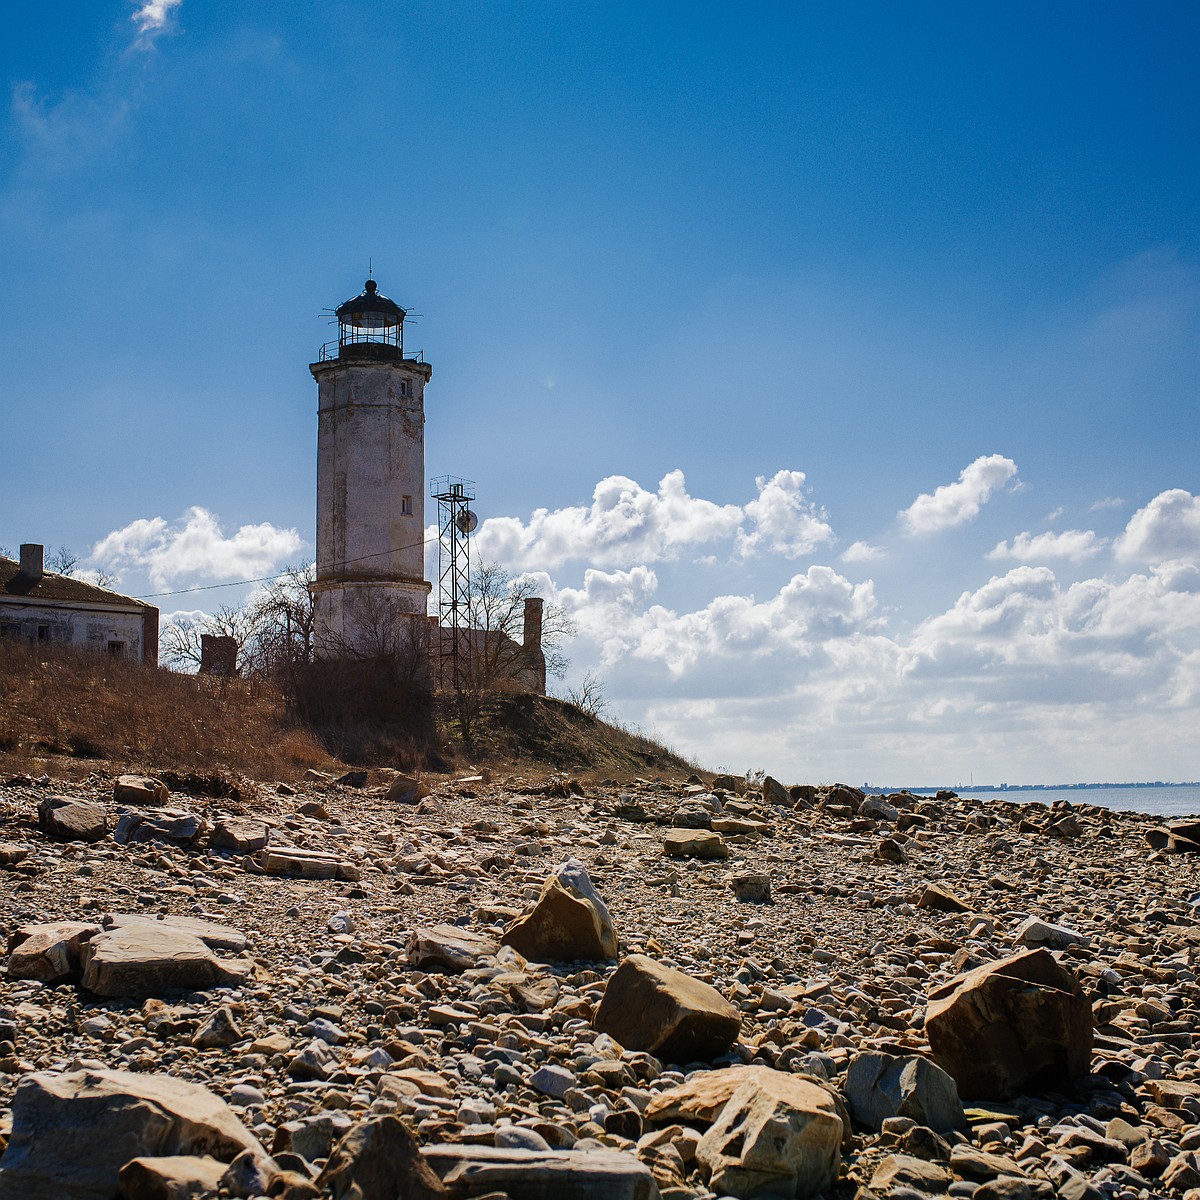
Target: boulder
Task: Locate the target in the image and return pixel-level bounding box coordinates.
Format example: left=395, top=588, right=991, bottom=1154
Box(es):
left=1146, top=827, right=1200, bottom=854
left=422, top=1144, right=656, bottom=1200
left=112, top=808, right=205, bottom=848
left=924, top=948, right=1092, bottom=1099
left=7, top=921, right=100, bottom=983
left=875, top=837, right=906, bottom=863
left=0, top=1068, right=263, bottom=1200
left=1013, top=916, right=1089, bottom=950
left=844, top=1052, right=965, bottom=1133
left=917, top=883, right=971, bottom=913
left=37, top=796, right=107, bottom=843
left=252, top=845, right=357, bottom=880
left=102, top=913, right=248, bottom=954
left=868, top=1153, right=954, bottom=1195
left=663, top=828, right=729, bottom=859
left=727, top=872, right=772, bottom=902
left=209, top=817, right=268, bottom=854
left=79, top=924, right=250, bottom=998
left=316, top=1115, right=445, bottom=1199
left=761, top=776, right=790, bottom=806
left=117, top=1155, right=228, bottom=1200
left=696, top=1072, right=844, bottom=1199
left=407, top=924, right=498, bottom=973
left=501, top=858, right=617, bottom=962
left=192, top=1005, right=245, bottom=1049
left=593, top=954, right=741, bottom=1063
left=645, top=1064, right=832, bottom=1126
left=860, top=796, right=900, bottom=822
left=385, top=775, right=431, bottom=805
left=113, top=774, right=169, bottom=805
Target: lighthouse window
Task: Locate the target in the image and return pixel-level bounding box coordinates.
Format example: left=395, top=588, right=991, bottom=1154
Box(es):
left=401, top=495, right=413, bottom=515
left=399, top=379, right=412, bottom=397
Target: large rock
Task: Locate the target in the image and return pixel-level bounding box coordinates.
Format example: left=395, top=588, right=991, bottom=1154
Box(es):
left=79, top=924, right=250, bottom=998
left=7, top=921, right=100, bottom=983
left=0, top=1068, right=263, bottom=1200
left=407, top=924, right=498, bottom=973
left=924, top=948, right=1092, bottom=1099
left=117, top=1155, right=228, bottom=1200
left=112, top=808, right=205, bottom=848
left=37, top=796, right=107, bottom=843
left=102, top=913, right=248, bottom=954
left=844, top=1052, right=965, bottom=1133
left=593, top=954, right=741, bottom=1063
left=696, top=1072, right=844, bottom=1199
left=663, top=828, right=729, bottom=859
left=113, top=774, right=169, bottom=805
left=645, top=1064, right=827, bottom=1124
left=252, top=845, right=358, bottom=880
left=208, top=817, right=268, bottom=853
left=422, top=1144, right=657, bottom=1200
left=385, top=775, right=431, bottom=805
left=501, top=858, right=617, bottom=962
left=316, top=1115, right=445, bottom=1199
left=869, top=1154, right=954, bottom=1195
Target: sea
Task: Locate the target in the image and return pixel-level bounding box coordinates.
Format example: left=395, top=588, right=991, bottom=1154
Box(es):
left=893, top=784, right=1200, bottom=821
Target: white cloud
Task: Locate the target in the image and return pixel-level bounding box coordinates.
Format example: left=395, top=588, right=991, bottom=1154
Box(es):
left=1113, top=490, right=1200, bottom=565
left=132, top=0, right=182, bottom=39
left=987, top=529, right=1105, bottom=563
left=841, top=540, right=885, bottom=563
left=734, top=470, right=834, bottom=558
left=91, top=507, right=303, bottom=590
left=1089, top=496, right=1125, bottom=512
left=473, top=469, right=832, bottom=573
left=898, top=454, right=1018, bottom=535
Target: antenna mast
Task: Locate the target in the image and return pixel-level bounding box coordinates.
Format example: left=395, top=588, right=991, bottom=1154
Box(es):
left=430, top=476, right=477, bottom=694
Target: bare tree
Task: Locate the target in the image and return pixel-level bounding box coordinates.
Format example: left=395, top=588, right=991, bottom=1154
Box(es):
left=458, top=561, right=573, bottom=691
left=564, top=669, right=608, bottom=717
left=160, top=605, right=256, bottom=673
left=244, top=562, right=316, bottom=673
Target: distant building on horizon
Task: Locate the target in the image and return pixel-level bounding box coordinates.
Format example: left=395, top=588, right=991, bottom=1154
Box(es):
left=0, top=543, right=159, bottom=665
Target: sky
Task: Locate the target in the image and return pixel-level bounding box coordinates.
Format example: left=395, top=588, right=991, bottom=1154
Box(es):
left=2, top=2, right=1199, bottom=785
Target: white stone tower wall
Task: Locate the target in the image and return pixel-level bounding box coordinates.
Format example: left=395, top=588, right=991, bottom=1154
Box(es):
left=310, top=357, right=433, bottom=655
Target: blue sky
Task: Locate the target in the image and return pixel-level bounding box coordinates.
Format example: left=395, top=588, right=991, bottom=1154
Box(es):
left=3, top=2, right=1199, bottom=784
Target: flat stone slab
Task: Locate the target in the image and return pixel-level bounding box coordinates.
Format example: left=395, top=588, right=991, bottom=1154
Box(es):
left=208, top=817, right=269, bottom=854
left=102, top=913, right=248, bottom=954
left=251, top=846, right=358, bottom=881
left=113, top=775, right=169, bottom=805
left=112, top=809, right=206, bottom=848
left=422, top=1144, right=659, bottom=1200
left=662, top=828, right=729, bottom=859
left=80, top=924, right=250, bottom=998
left=407, top=924, right=498, bottom=973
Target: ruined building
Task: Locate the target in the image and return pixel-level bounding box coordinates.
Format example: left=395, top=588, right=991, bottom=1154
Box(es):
left=310, top=277, right=544, bottom=691
left=0, top=543, right=159, bottom=664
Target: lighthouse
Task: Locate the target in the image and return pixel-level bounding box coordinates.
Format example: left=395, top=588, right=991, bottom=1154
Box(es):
left=310, top=277, right=432, bottom=657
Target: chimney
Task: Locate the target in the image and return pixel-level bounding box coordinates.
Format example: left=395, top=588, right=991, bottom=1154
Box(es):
left=18, top=543, right=44, bottom=582
left=523, top=597, right=544, bottom=651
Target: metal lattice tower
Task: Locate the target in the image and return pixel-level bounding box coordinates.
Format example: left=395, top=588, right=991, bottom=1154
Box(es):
left=430, top=476, right=477, bottom=692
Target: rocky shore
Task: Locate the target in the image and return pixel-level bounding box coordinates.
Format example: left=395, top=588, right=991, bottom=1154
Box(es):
left=0, top=765, right=1198, bottom=1199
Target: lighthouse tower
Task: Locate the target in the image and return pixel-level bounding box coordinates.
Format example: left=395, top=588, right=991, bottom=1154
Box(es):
left=310, top=278, right=432, bottom=657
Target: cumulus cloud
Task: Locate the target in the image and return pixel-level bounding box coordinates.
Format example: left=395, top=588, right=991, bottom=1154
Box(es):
left=734, top=470, right=834, bottom=558
left=473, top=469, right=832, bottom=572
left=92, top=507, right=303, bottom=590
left=898, top=454, right=1018, bottom=535
left=841, top=540, right=885, bottom=563
left=1113, top=490, right=1200, bottom=565
left=987, top=529, right=1105, bottom=563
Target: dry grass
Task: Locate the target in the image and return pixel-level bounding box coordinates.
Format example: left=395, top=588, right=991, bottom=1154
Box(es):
left=0, top=642, right=697, bottom=783
left=0, top=641, right=331, bottom=779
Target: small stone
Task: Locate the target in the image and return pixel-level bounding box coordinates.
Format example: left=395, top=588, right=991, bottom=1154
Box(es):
left=727, top=872, right=772, bottom=903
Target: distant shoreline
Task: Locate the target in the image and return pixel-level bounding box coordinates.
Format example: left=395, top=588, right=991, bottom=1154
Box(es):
left=865, top=780, right=1200, bottom=794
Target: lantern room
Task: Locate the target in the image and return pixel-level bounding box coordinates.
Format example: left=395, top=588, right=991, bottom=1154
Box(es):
left=327, top=278, right=406, bottom=360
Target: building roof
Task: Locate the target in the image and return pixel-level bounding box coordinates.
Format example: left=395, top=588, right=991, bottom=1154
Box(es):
left=335, top=278, right=405, bottom=325
left=0, top=556, right=151, bottom=609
